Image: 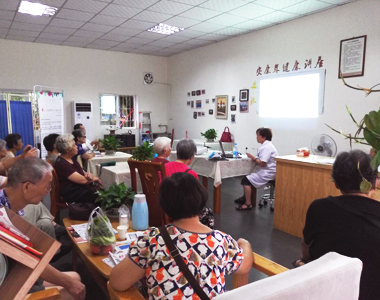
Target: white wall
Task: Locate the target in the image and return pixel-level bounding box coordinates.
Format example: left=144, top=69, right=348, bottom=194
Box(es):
left=168, top=0, right=380, bottom=156
left=0, top=40, right=169, bottom=142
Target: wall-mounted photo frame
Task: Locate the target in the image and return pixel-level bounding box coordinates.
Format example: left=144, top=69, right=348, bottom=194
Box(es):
left=209, top=109, right=213, bottom=115
left=193, top=111, right=197, bottom=119
left=187, top=92, right=190, bottom=97
left=240, top=89, right=249, bottom=101
left=196, top=90, right=201, bottom=96
left=216, top=95, right=228, bottom=119
left=240, top=101, right=249, bottom=113
left=191, top=101, right=194, bottom=108
left=191, top=91, right=196, bottom=96
left=338, top=35, right=366, bottom=78
left=201, top=112, right=205, bottom=116
left=202, top=89, right=206, bottom=94
left=232, top=96, right=236, bottom=103
left=231, top=114, right=236, bottom=123
left=231, top=105, right=236, bottom=111
left=205, top=99, right=210, bottom=104
left=187, top=101, right=190, bottom=106
left=196, top=100, right=202, bottom=109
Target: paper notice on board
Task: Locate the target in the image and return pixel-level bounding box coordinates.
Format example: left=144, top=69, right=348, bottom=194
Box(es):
left=340, top=37, right=365, bottom=76
left=37, top=92, right=64, bottom=159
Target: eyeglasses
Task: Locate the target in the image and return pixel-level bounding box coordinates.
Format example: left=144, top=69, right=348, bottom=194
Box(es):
left=23, top=181, right=52, bottom=194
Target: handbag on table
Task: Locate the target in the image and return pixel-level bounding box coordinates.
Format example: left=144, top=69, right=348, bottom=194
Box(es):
left=220, top=127, right=232, bottom=143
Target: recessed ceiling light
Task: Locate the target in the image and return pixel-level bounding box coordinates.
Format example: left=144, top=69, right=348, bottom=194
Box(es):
left=18, top=1, right=58, bottom=16
left=147, top=23, right=184, bottom=35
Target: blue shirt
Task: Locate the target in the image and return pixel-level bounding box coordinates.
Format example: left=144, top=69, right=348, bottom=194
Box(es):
left=75, top=142, right=86, bottom=159
left=0, top=189, right=24, bottom=216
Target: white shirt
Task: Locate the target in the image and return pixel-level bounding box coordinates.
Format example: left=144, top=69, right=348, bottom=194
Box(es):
left=82, top=139, right=94, bottom=152
left=247, top=140, right=278, bottom=188
left=0, top=175, right=6, bottom=188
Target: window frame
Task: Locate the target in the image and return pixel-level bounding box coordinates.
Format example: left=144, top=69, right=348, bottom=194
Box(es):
left=257, top=69, right=326, bottom=117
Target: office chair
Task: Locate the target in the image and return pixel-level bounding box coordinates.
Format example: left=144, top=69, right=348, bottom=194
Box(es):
left=259, top=179, right=275, bottom=212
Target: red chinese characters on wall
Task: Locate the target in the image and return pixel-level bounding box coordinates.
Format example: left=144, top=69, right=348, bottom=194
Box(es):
left=256, top=56, right=324, bottom=76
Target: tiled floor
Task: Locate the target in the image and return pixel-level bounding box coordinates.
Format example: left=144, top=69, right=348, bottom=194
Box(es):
left=53, top=176, right=302, bottom=299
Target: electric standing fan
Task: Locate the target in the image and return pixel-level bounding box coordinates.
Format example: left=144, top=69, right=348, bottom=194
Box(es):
left=311, top=134, right=337, bottom=157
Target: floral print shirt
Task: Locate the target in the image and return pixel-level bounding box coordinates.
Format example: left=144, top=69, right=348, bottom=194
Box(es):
left=129, top=224, right=243, bottom=299
left=0, top=189, right=24, bottom=216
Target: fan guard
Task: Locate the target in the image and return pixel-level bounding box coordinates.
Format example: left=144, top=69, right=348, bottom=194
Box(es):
left=311, top=134, right=337, bottom=157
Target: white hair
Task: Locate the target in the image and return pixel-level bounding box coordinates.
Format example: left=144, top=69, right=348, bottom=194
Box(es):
left=55, top=134, right=75, bottom=154
left=0, top=139, right=5, bottom=151
left=153, top=137, right=171, bottom=155
left=8, top=157, right=52, bottom=188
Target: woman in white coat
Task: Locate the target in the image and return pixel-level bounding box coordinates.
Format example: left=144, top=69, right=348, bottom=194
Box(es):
left=235, top=128, right=278, bottom=210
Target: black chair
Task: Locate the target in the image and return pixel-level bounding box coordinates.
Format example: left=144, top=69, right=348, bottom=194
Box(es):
left=259, top=179, right=275, bottom=212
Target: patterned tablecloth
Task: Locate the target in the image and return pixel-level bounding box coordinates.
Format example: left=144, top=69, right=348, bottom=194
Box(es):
left=86, top=152, right=132, bottom=177
left=99, top=162, right=142, bottom=193
left=169, top=152, right=256, bottom=186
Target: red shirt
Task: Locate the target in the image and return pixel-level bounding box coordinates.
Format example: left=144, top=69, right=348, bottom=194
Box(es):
left=152, top=157, right=169, bottom=165
left=164, top=161, right=199, bottom=179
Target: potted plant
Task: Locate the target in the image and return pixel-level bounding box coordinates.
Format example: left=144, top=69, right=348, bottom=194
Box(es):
left=95, top=182, right=135, bottom=216
left=131, top=141, right=154, bottom=161
left=201, top=129, right=218, bottom=142
left=99, top=135, right=119, bottom=155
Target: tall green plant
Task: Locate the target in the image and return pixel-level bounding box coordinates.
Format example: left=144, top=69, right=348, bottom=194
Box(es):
left=131, top=141, right=154, bottom=161
left=99, top=135, right=119, bottom=151
left=326, top=74, right=380, bottom=192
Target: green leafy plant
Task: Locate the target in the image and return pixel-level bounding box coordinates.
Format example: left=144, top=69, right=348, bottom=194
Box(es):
left=95, top=182, right=135, bottom=210
left=326, top=73, right=380, bottom=192
left=99, top=135, right=119, bottom=151
left=201, top=128, right=218, bottom=141
left=131, top=141, right=154, bottom=161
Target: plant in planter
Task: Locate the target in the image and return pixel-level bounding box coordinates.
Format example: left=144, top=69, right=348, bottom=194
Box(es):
left=99, top=135, right=119, bottom=155
left=201, top=128, right=218, bottom=142
left=131, top=141, right=154, bottom=161
left=95, top=182, right=135, bottom=212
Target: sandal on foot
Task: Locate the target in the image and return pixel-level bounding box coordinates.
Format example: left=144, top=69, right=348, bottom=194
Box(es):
left=236, top=203, right=253, bottom=210
left=292, top=259, right=307, bottom=268
left=234, top=196, right=246, bottom=204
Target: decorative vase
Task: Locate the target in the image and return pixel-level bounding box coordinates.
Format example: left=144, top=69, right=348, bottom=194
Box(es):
left=105, top=150, right=116, bottom=155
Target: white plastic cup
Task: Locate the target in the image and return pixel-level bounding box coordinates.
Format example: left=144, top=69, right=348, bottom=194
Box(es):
left=119, top=214, right=129, bottom=227
left=117, top=225, right=128, bottom=240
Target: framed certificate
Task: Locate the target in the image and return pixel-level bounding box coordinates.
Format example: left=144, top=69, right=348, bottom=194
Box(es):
left=338, top=35, right=366, bottom=78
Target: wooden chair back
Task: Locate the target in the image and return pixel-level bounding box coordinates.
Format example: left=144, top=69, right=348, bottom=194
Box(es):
left=127, top=160, right=167, bottom=227
left=50, top=167, right=68, bottom=222
left=170, top=128, right=174, bottom=148
left=107, top=252, right=288, bottom=300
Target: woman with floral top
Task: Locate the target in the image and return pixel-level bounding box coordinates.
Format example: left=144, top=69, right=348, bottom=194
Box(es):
left=110, top=172, right=253, bottom=299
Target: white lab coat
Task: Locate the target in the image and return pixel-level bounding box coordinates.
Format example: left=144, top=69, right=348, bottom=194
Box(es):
left=247, top=140, right=278, bottom=188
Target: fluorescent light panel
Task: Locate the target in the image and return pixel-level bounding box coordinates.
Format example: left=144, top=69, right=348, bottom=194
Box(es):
left=18, top=1, right=58, bottom=16
left=147, top=23, right=184, bottom=35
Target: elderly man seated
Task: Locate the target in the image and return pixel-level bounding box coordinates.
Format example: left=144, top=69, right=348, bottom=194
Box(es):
left=152, top=136, right=171, bottom=164
left=0, top=157, right=85, bottom=300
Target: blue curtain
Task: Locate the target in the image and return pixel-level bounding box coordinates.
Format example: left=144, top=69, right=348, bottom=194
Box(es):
left=10, top=101, right=34, bottom=155
left=0, top=100, right=8, bottom=140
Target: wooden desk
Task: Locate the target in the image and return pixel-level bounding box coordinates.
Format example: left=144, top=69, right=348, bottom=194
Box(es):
left=273, top=155, right=341, bottom=238
left=63, top=218, right=138, bottom=299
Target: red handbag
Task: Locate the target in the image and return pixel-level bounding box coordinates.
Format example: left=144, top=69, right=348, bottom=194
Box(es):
left=220, top=127, right=232, bottom=142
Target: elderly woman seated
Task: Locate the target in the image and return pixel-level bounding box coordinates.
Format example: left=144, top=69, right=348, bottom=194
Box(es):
left=110, top=172, right=253, bottom=299
left=54, top=134, right=101, bottom=203
left=72, top=129, right=95, bottom=160
left=297, top=150, right=380, bottom=300
left=164, top=139, right=198, bottom=178
left=152, top=137, right=171, bottom=164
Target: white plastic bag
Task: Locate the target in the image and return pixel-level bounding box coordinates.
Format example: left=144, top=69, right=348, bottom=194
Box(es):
left=86, top=207, right=115, bottom=255
left=118, top=204, right=131, bottom=227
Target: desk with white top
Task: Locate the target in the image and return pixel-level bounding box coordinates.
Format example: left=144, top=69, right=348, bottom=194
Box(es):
left=273, top=155, right=341, bottom=238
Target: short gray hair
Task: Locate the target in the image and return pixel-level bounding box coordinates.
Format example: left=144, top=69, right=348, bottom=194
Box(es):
left=177, top=139, right=197, bottom=160
left=72, top=129, right=85, bottom=142
left=0, top=139, right=5, bottom=151
left=55, top=134, right=75, bottom=154
left=8, top=157, right=52, bottom=188
left=153, top=137, right=171, bottom=155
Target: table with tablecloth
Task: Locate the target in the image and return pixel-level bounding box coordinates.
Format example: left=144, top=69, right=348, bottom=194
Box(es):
left=169, top=152, right=256, bottom=212
left=172, top=139, right=233, bottom=152
left=99, top=162, right=142, bottom=193
left=85, top=152, right=132, bottom=177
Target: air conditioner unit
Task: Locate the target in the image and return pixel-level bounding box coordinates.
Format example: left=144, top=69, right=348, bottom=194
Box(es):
left=72, top=102, right=93, bottom=141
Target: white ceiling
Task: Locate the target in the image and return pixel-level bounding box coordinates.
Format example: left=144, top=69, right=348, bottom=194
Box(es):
left=0, top=0, right=357, bottom=57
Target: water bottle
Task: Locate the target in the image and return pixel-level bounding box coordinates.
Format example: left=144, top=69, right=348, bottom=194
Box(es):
left=132, top=194, right=149, bottom=230
left=233, top=143, right=239, bottom=159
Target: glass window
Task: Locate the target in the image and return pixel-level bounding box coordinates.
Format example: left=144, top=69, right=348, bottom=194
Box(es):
left=258, top=69, right=325, bottom=118
left=100, top=95, right=117, bottom=125
left=100, top=94, right=137, bottom=128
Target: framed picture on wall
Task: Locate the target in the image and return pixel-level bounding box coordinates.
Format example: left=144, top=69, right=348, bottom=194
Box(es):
left=215, top=95, right=228, bottom=119
left=338, top=35, right=367, bottom=78
left=239, top=101, right=249, bottom=113
left=209, top=109, right=213, bottom=115
left=240, top=89, right=249, bottom=101
left=231, top=105, right=236, bottom=111
left=196, top=100, right=202, bottom=109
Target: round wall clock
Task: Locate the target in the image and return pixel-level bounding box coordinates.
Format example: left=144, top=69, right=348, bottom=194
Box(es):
left=143, top=73, right=154, bottom=84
